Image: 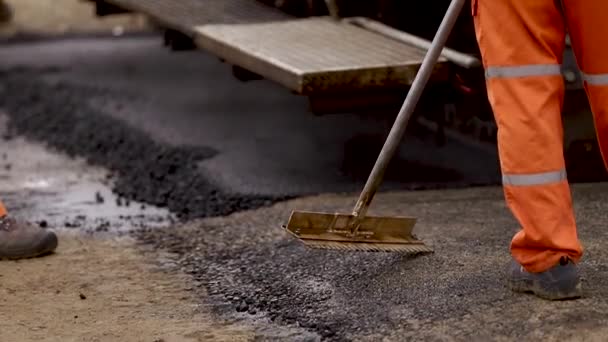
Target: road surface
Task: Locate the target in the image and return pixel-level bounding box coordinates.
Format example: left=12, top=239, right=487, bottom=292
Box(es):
left=1, top=35, right=607, bottom=341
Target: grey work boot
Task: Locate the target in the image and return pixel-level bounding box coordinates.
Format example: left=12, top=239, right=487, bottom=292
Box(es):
left=0, top=216, right=58, bottom=260
left=508, top=257, right=582, bottom=300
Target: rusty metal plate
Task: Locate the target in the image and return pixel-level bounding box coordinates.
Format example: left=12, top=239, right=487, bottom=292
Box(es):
left=195, top=17, right=449, bottom=94
left=105, top=0, right=290, bottom=34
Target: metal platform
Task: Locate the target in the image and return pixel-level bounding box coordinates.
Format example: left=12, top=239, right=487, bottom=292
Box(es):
left=104, top=0, right=449, bottom=94
left=195, top=17, right=448, bottom=94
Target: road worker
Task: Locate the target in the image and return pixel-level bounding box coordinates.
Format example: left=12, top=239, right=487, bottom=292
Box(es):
left=0, top=201, right=58, bottom=260
left=472, top=0, right=607, bottom=300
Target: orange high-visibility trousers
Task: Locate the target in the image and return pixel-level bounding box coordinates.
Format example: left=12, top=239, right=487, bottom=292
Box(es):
left=0, top=201, right=6, bottom=217
left=472, top=0, right=608, bottom=273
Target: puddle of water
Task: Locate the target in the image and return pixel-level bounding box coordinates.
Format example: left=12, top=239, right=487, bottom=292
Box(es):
left=0, top=116, right=174, bottom=235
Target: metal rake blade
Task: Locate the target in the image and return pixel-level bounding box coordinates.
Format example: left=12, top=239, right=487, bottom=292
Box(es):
left=283, top=210, right=433, bottom=254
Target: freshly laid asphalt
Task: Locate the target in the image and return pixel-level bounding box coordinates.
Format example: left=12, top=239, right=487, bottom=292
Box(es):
left=140, top=184, right=608, bottom=341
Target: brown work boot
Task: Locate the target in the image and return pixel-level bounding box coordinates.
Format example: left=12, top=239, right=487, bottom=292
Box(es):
left=0, top=216, right=58, bottom=260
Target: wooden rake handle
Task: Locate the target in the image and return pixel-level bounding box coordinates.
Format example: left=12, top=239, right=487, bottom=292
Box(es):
left=350, top=0, right=467, bottom=223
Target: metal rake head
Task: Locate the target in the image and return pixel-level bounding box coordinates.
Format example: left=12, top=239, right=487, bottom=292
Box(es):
left=282, top=210, right=433, bottom=254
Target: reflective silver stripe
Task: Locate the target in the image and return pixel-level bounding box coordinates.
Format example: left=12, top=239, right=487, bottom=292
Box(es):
left=485, top=64, right=562, bottom=78
left=502, top=169, right=567, bottom=186
left=581, top=72, right=608, bottom=85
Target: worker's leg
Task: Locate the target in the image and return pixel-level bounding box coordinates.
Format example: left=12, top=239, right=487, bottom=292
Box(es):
left=563, top=1, right=608, bottom=170
left=0, top=200, right=7, bottom=217
left=472, top=0, right=583, bottom=274
left=0, top=199, right=58, bottom=260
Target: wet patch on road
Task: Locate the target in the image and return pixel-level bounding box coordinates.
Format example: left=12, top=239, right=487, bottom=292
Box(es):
left=0, top=114, right=173, bottom=234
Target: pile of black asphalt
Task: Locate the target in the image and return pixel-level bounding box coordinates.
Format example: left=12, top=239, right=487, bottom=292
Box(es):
left=0, top=68, right=287, bottom=220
